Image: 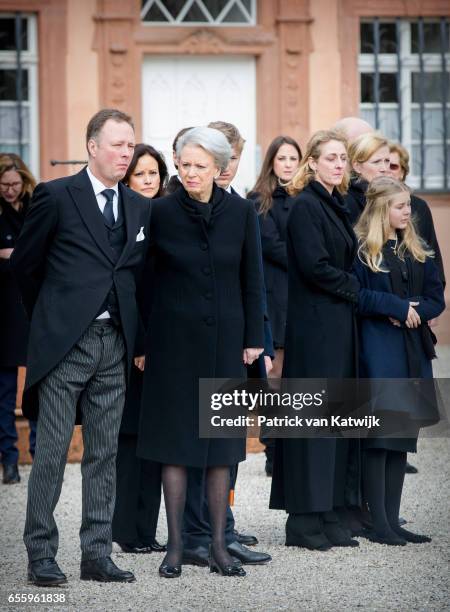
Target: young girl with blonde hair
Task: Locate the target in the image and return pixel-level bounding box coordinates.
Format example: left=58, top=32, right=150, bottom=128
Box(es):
left=354, top=175, right=445, bottom=545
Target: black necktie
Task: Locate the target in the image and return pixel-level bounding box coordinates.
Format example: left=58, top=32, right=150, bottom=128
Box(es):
left=101, top=189, right=115, bottom=226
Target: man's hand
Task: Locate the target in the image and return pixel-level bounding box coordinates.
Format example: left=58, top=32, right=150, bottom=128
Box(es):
left=243, top=348, right=264, bottom=365
left=134, top=356, right=145, bottom=371
left=0, top=248, right=13, bottom=259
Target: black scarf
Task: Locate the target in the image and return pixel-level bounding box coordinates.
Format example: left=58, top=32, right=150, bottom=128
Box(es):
left=348, top=177, right=368, bottom=214
left=382, top=242, right=436, bottom=377
left=176, top=183, right=227, bottom=225
left=308, top=180, right=358, bottom=258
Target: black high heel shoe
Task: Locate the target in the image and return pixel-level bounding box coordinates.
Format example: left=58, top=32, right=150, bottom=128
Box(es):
left=208, top=545, right=246, bottom=577
left=159, top=556, right=182, bottom=578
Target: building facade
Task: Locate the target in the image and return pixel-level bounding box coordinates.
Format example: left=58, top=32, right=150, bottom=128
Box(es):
left=1, top=0, right=449, bottom=338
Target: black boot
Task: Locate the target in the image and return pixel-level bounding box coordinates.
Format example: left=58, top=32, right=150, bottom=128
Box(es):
left=3, top=463, right=20, bottom=484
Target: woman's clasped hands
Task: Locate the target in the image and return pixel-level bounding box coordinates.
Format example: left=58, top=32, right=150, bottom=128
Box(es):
left=389, top=301, right=421, bottom=329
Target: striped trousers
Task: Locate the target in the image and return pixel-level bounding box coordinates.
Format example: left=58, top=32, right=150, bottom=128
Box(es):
left=24, top=321, right=126, bottom=562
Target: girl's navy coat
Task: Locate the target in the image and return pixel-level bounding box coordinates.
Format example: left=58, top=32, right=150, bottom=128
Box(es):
left=354, top=255, right=445, bottom=379
left=354, top=252, right=445, bottom=450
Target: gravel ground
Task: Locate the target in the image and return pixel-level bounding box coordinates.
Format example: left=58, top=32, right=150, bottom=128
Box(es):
left=1, top=348, right=449, bottom=612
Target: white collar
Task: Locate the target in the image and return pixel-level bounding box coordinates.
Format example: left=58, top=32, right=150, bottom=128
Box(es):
left=86, top=166, right=119, bottom=197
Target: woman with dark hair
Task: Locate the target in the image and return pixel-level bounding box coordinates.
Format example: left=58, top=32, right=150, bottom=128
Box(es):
left=248, top=136, right=301, bottom=475
left=122, top=143, right=168, bottom=198
left=0, top=156, right=37, bottom=483
left=112, top=144, right=168, bottom=554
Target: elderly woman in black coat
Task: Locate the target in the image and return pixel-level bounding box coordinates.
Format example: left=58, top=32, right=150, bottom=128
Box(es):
left=137, top=127, right=265, bottom=578
left=269, top=129, right=360, bottom=550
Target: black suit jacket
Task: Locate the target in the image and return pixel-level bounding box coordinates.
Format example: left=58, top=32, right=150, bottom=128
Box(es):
left=11, top=167, right=152, bottom=420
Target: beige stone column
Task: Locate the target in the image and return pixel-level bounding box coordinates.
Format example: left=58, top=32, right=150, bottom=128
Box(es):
left=275, top=0, right=312, bottom=149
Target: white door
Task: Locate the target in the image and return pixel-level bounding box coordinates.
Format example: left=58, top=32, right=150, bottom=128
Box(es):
left=142, top=54, right=256, bottom=195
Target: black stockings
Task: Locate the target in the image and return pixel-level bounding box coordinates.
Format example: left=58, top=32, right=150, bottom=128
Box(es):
left=362, top=449, right=406, bottom=536
left=206, top=466, right=234, bottom=567
left=161, top=464, right=232, bottom=567
left=161, top=465, right=187, bottom=566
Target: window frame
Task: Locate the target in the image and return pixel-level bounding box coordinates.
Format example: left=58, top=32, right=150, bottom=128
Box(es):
left=359, top=17, right=450, bottom=192
left=0, top=12, right=39, bottom=178
left=140, top=0, right=257, bottom=27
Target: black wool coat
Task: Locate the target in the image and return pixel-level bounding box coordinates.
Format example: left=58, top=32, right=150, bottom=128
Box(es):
left=10, top=168, right=152, bottom=421
left=344, top=177, right=367, bottom=225
left=136, top=184, right=265, bottom=468
left=249, top=186, right=295, bottom=347
left=0, top=196, right=30, bottom=366
left=269, top=181, right=360, bottom=514
left=411, top=194, right=446, bottom=286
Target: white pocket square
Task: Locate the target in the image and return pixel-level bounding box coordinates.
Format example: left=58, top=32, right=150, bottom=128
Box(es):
left=136, top=227, right=145, bottom=242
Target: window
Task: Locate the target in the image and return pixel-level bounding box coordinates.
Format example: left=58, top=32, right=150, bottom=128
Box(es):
left=0, top=13, right=39, bottom=178
left=141, top=0, right=256, bottom=26
left=359, top=18, right=450, bottom=191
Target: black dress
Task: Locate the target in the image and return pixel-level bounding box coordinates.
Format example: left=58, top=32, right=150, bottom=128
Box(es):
left=269, top=181, right=360, bottom=514
left=137, top=184, right=265, bottom=467
left=249, top=186, right=295, bottom=348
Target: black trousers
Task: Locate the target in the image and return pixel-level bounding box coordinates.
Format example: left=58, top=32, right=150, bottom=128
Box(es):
left=112, top=433, right=162, bottom=545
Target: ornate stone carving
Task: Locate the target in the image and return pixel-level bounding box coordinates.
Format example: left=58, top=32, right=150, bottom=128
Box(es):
left=179, top=30, right=226, bottom=55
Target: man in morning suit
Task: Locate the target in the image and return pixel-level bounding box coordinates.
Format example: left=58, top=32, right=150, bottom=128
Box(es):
left=11, top=109, right=151, bottom=586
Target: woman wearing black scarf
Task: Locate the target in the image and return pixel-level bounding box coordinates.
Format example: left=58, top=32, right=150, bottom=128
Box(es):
left=269, top=130, right=360, bottom=549
left=0, top=155, right=37, bottom=483
left=248, top=136, right=301, bottom=475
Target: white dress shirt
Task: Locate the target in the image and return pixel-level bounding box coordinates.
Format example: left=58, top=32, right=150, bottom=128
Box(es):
left=86, top=166, right=119, bottom=222
left=86, top=166, right=119, bottom=319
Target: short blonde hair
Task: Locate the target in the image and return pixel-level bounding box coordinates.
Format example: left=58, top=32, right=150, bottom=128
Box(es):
left=348, top=132, right=389, bottom=177
left=389, top=141, right=410, bottom=180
